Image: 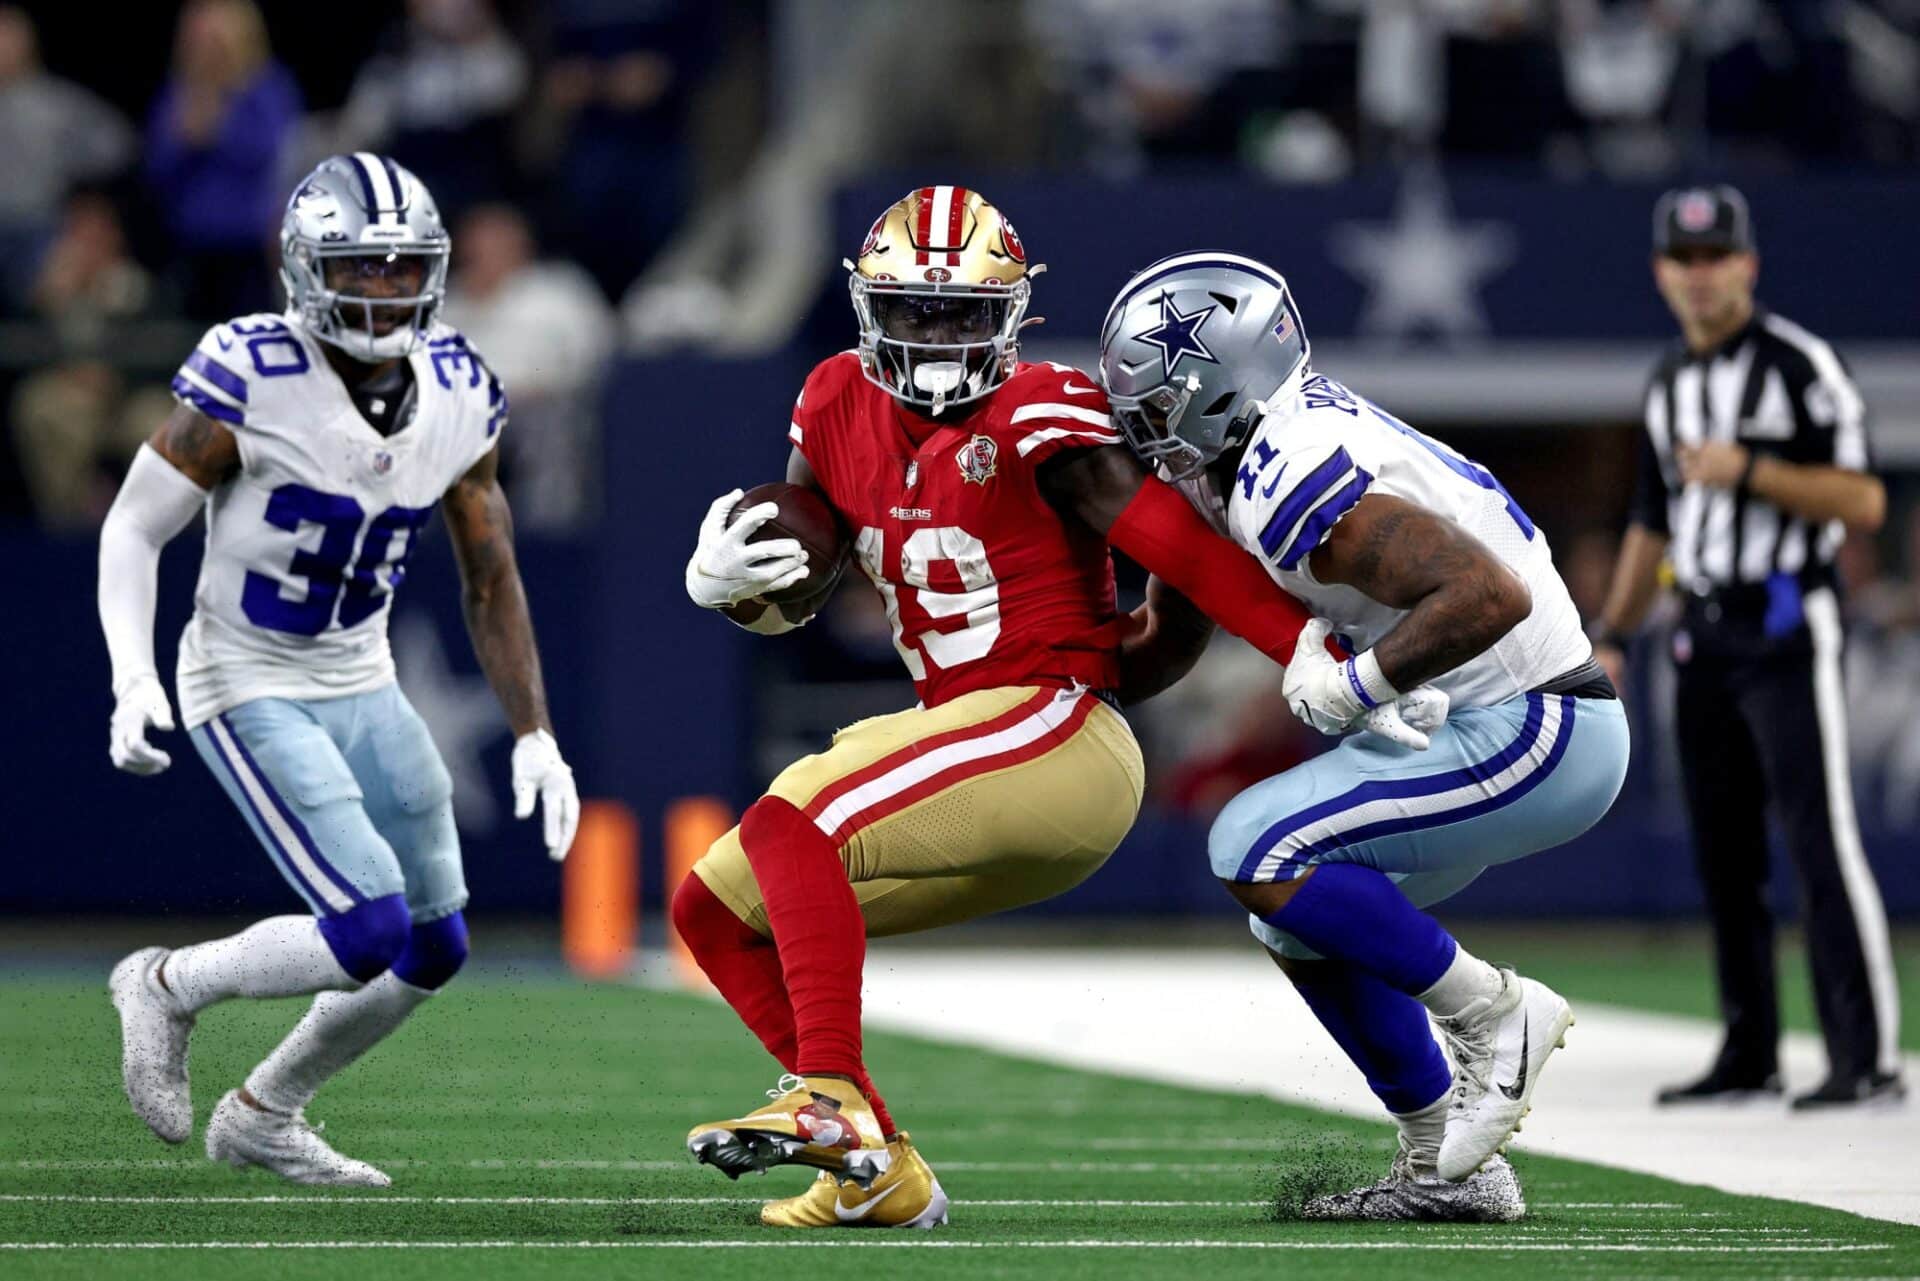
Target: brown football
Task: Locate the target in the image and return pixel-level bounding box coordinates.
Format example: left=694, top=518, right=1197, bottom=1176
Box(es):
left=732, top=481, right=851, bottom=614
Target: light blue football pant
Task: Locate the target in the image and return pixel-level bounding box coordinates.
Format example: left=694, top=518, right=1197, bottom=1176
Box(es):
left=189, top=684, right=468, bottom=923
left=1208, top=692, right=1630, bottom=959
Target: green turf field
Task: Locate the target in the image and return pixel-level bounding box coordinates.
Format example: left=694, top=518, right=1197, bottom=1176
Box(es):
left=3, top=970, right=1915, bottom=1280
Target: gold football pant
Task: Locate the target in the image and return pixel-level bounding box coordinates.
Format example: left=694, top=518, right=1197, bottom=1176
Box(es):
left=693, top=685, right=1144, bottom=937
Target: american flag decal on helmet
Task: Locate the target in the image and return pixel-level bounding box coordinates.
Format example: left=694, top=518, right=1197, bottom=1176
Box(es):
left=1273, top=311, right=1295, bottom=346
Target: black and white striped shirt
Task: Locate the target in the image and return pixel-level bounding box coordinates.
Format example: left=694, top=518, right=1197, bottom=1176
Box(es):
left=1633, top=306, right=1872, bottom=593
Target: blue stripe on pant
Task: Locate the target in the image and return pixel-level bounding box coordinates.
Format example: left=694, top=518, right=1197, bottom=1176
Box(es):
left=1209, top=693, right=1629, bottom=952
left=189, top=685, right=468, bottom=922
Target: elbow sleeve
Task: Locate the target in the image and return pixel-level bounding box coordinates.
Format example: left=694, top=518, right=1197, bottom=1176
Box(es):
left=98, top=446, right=209, bottom=691
left=1107, top=478, right=1309, bottom=666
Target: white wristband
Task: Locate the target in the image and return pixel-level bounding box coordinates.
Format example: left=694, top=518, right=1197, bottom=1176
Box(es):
left=1344, top=650, right=1400, bottom=712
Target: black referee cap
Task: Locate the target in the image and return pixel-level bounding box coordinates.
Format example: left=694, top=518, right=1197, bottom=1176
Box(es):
left=1653, top=185, right=1755, bottom=255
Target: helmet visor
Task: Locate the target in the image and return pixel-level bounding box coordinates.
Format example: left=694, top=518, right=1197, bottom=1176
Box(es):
left=1110, top=375, right=1206, bottom=481
left=319, top=250, right=442, bottom=338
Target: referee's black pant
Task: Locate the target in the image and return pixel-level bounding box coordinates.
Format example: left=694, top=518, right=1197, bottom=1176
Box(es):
left=1673, top=590, right=1899, bottom=1080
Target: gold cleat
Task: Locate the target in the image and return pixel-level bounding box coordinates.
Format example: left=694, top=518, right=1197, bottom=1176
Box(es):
left=687, top=1074, right=890, bottom=1187
left=760, top=1133, right=949, bottom=1229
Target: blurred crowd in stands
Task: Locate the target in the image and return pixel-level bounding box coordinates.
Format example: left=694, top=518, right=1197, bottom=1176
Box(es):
left=5, top=0, right=1919, bottom=531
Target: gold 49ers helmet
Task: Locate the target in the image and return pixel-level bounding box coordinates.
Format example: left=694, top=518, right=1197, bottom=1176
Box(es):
left=846, top=186, right=1040, bottom=415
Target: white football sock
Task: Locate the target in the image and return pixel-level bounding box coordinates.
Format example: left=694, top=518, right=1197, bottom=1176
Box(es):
left=1415, top=946, right=1504, bottom=1020
left=161, top=916, right=356, bottom=1015
left=244, top=971, right=434, bottom=1115
left=1390, top=1092, right=1450, bottom=1173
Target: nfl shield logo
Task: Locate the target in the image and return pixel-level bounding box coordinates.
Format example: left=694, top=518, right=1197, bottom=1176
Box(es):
left=905, top=460, right=920, bottom=487
left=372, top=450, right=394, bottom=476
left=956, top=435, right=998, bottom=485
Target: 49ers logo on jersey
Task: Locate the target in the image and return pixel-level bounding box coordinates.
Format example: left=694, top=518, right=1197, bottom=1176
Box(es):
left=957, top=434, right=998, bottom=485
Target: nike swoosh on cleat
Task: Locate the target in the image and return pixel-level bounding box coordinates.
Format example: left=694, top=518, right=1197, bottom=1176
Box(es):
left=1498, top=1012, right=1530, bottom=1101
left=835, top=1181, right=903, bottom=1222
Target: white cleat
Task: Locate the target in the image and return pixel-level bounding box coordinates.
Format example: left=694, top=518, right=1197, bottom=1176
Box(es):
left=1435, top=969, right=1573, bottom=1182
left=1304, top=1141, right=1526, bottom=1223
left=205, top=1090, right=392, bottom=1188
left=108, top=947, right=194, bottom=1144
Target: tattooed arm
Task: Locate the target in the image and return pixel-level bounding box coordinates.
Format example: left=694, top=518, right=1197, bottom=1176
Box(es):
left=443, top=444, right=552, bottom=737
left=1307, top=494, right=1531, bottom=690
left=148, top=403, right=243, bottom=485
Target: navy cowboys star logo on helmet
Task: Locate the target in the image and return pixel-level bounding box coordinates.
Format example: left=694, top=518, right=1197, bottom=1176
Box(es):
left=957, top=435, right=998, bottom=485
left=1135, top=291, right=1219, bottom=378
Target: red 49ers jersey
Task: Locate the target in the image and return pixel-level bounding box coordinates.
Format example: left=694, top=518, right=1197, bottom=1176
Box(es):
left=789, top=354, right=1127, bottom=708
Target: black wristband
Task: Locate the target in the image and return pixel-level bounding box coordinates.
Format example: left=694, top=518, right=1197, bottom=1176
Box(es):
left=1734, top=450, right=1759, bottom=497
left=1588, top=624, right=1625, bottom=651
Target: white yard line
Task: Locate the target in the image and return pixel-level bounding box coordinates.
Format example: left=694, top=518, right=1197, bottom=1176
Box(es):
left=0, top=1240, right=1892, bottom=1253
left=854, top=948, right=1920, bottom=1227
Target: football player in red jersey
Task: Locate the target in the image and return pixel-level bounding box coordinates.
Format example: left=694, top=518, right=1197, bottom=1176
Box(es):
left=676, top=187, right=1430, bottom=1229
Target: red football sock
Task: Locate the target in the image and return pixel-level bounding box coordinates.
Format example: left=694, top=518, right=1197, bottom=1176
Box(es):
left=670, top=873, right=797, bottom=1070
left=854, top=1068, right=898, bottom=1138
left=739, top=796, right=866, bottom=1078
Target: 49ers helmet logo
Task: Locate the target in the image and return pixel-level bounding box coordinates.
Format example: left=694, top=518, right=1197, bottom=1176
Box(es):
left=923, top=266, right=952, bottom=283
left=1001, top=219, right=1026, bottom=264
left=957, top=434, right=998, bottom=485
left=859, top=213, right=888, bottom=258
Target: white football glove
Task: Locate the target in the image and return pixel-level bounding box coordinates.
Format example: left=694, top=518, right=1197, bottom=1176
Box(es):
left=685, top=489, right=810, bottom=610
left=511, top=729, right=579, bottom=861
left=1364, top=684, right=1452, bottom=752
left=109, top=674, right=176, bottom=775
left=1284, top=618, right=1448, bottom=751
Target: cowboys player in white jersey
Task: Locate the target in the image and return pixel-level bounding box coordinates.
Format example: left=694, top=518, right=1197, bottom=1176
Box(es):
left=97, top=154, right=580, bottom=1186
left=1097, top=253, right=1631, bottom=1221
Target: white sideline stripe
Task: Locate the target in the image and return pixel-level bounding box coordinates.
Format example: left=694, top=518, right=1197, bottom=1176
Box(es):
left=0, top=1196, right=1731, bottom=1213
left=0, top=1241, right=1889, bottom=1254
left=204, top=717, right=356, bottom=913
left=811, top=690, right=1084, bottom=839
left=1807, top=588, right=1902, bottom=1075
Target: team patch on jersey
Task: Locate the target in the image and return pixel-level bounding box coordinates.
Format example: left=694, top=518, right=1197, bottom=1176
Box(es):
left=957, top=435, right=998, bottom=485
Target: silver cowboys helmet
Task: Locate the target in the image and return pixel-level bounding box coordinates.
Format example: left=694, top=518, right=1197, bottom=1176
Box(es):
left=1097, top=251, right=1310, bottom=482
left=280, top=153, right=449, bottom=361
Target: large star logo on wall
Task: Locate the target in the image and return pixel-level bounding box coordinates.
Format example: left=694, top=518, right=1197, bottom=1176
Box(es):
left=1328, top=168, right=1516, bottom=343
left=1134, top=291, right=1220, bottom=379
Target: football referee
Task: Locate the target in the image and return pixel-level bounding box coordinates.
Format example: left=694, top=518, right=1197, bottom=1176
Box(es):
left=1591, top=185, right=1904, bottom=1109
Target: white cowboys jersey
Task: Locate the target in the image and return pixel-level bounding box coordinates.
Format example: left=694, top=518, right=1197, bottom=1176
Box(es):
left=168, top=312, right=507, bottom=727
left=1222, top=372, right=1589, bottom=709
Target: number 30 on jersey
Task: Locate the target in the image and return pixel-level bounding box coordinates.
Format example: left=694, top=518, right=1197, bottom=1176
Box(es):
left=855, top=526, right=1000, bottom=679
